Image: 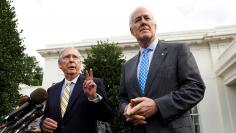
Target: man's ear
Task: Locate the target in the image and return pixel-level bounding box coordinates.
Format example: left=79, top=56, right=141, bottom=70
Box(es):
left=58, top=61, right=62, bottom=69
left=130, top=27, right=134, bottom=35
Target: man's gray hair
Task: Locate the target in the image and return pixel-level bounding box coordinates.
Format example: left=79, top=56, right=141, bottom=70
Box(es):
left=58, top=47, right=84, bottom=72
left=129, top=7, right=156, bottom=28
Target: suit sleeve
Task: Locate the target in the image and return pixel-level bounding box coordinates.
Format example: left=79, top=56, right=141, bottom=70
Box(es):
left=40, top=89, right=50, bottom=132
left=155, top=44, right=205, bottom=121
left=119, top=64, right=134, bottom=127
left=119, top=64, right=129, bottom=114
left=88, top=78, right=112, bottom=122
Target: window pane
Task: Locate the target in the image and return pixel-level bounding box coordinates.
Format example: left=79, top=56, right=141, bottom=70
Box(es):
left=191, top=106, right=200, bottom=133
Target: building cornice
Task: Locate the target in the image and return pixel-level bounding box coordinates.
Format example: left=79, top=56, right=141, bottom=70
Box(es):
left=215, top=39, right=236, bottom=85
left=37, top=25, right=236, bottom=57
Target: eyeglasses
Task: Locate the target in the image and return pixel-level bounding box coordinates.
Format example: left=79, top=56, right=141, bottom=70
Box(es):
left=61, top=55, right=80, bottom=61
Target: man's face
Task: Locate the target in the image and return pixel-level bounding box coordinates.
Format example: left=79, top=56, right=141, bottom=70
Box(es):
left=58, top=48, right=81, bottom=77
left=130, top=8, right=156, bottom=45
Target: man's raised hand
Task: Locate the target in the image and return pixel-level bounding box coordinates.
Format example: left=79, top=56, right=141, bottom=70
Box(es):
left=83, top=68, right=97, bottom=99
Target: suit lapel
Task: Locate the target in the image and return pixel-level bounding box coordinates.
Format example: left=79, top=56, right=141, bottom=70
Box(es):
left=144, top=41, right=168, bottom=95
left=53, top=80, right=64, bottom=120
left=63, top=75, right=84, bottom=117
left=130, top=54, right=143, bottom=96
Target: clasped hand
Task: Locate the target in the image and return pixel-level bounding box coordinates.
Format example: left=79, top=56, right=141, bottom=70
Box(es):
left=83, top=68, right=97, bottom=99
left=123, top=97, right=158, bottom=126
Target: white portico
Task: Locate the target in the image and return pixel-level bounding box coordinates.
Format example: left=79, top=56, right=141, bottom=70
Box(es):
left=38, top=25, right=236, bottom=133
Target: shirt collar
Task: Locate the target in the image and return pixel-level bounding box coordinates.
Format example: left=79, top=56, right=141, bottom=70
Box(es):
left=140, top=38, right=158, bottom=53
left=65, top=74, right=80, bottom=84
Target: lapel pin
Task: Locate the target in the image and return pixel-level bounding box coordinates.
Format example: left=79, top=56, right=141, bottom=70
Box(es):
left=161, top=53, right=165, bottom=55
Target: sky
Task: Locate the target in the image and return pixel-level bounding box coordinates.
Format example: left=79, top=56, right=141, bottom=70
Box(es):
left=12, top=0, right=236, bottom=67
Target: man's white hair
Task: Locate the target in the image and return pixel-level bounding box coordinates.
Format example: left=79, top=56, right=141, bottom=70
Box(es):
left=58, top=47, right=84, bottom=73
left=129, top=6, right=156, bottom=28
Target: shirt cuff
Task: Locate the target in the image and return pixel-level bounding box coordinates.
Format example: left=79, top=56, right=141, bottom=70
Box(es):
left=88, top=93, right=103, bottom=103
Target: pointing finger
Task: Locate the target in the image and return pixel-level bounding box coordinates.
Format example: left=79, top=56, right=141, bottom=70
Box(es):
left=86, top=70, right=89, bottom=80
left=89, top=68, right=93, bottom=80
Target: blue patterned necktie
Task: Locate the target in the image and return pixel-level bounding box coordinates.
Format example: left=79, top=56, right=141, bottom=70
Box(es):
left=139, top=48, right=150, bottom=93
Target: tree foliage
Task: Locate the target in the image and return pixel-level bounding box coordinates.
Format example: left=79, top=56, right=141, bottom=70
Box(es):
left=21, top=55, right=43, bottom=86
left=0, top=0, right=25, bottom=116
left=0, top=0, right=43, bottom=116
left=84, top=40, right=129, bottom=133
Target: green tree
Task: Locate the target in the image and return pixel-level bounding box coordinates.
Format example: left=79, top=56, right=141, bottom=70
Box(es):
left=0, top=0, right=43, bottom=116
left=21, top=55, right=43, bottom=86
left=84, top=40, right=129, bottom=133
left=0, top=0, right=25, bottom=116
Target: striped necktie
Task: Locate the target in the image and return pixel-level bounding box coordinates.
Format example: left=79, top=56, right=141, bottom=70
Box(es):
left=61, top=81, right=71, bottom=117
left=139, top=48, right=150, bottom=93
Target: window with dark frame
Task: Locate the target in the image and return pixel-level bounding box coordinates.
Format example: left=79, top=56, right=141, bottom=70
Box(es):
left=191, top=106, right=200, bottom=133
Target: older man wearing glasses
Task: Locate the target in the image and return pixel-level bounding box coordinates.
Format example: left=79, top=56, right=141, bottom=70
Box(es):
left=40, top=47, right=111, bottom=133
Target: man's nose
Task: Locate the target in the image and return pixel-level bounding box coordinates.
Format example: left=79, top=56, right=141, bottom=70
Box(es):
left=140, top=17, right=148, bottom=25
left=68, top=56, right=75, bottom=61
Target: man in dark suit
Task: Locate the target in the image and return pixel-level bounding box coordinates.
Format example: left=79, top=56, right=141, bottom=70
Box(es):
left=41, top=47, right=111, bottom=133
left=119, top=7, right=205, bottom=133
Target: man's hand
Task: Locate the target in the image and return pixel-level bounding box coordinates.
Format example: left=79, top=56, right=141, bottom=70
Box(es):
left=125, top=114, right=147, bottom=126
left=83, top=68, right=97, bottom=99
left=123, top=103, right=146, bottom=125
left=128, top=97, right=158, bottom=119
left=42, top=118, right=57, bottom=133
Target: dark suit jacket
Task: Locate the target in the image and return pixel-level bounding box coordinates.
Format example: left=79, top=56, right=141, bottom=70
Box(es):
left=41, top=74, right=112, bottom=133
left=119, top=41, right=205, bottom=133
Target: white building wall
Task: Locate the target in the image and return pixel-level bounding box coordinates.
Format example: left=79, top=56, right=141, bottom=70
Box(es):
left=226, top=85, right=236, bottom=133
left=191, top=44, right=225, bottom=133
left=42, top=56, right=63, bottom=89
left=216, top=78, right=235, bottom=133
